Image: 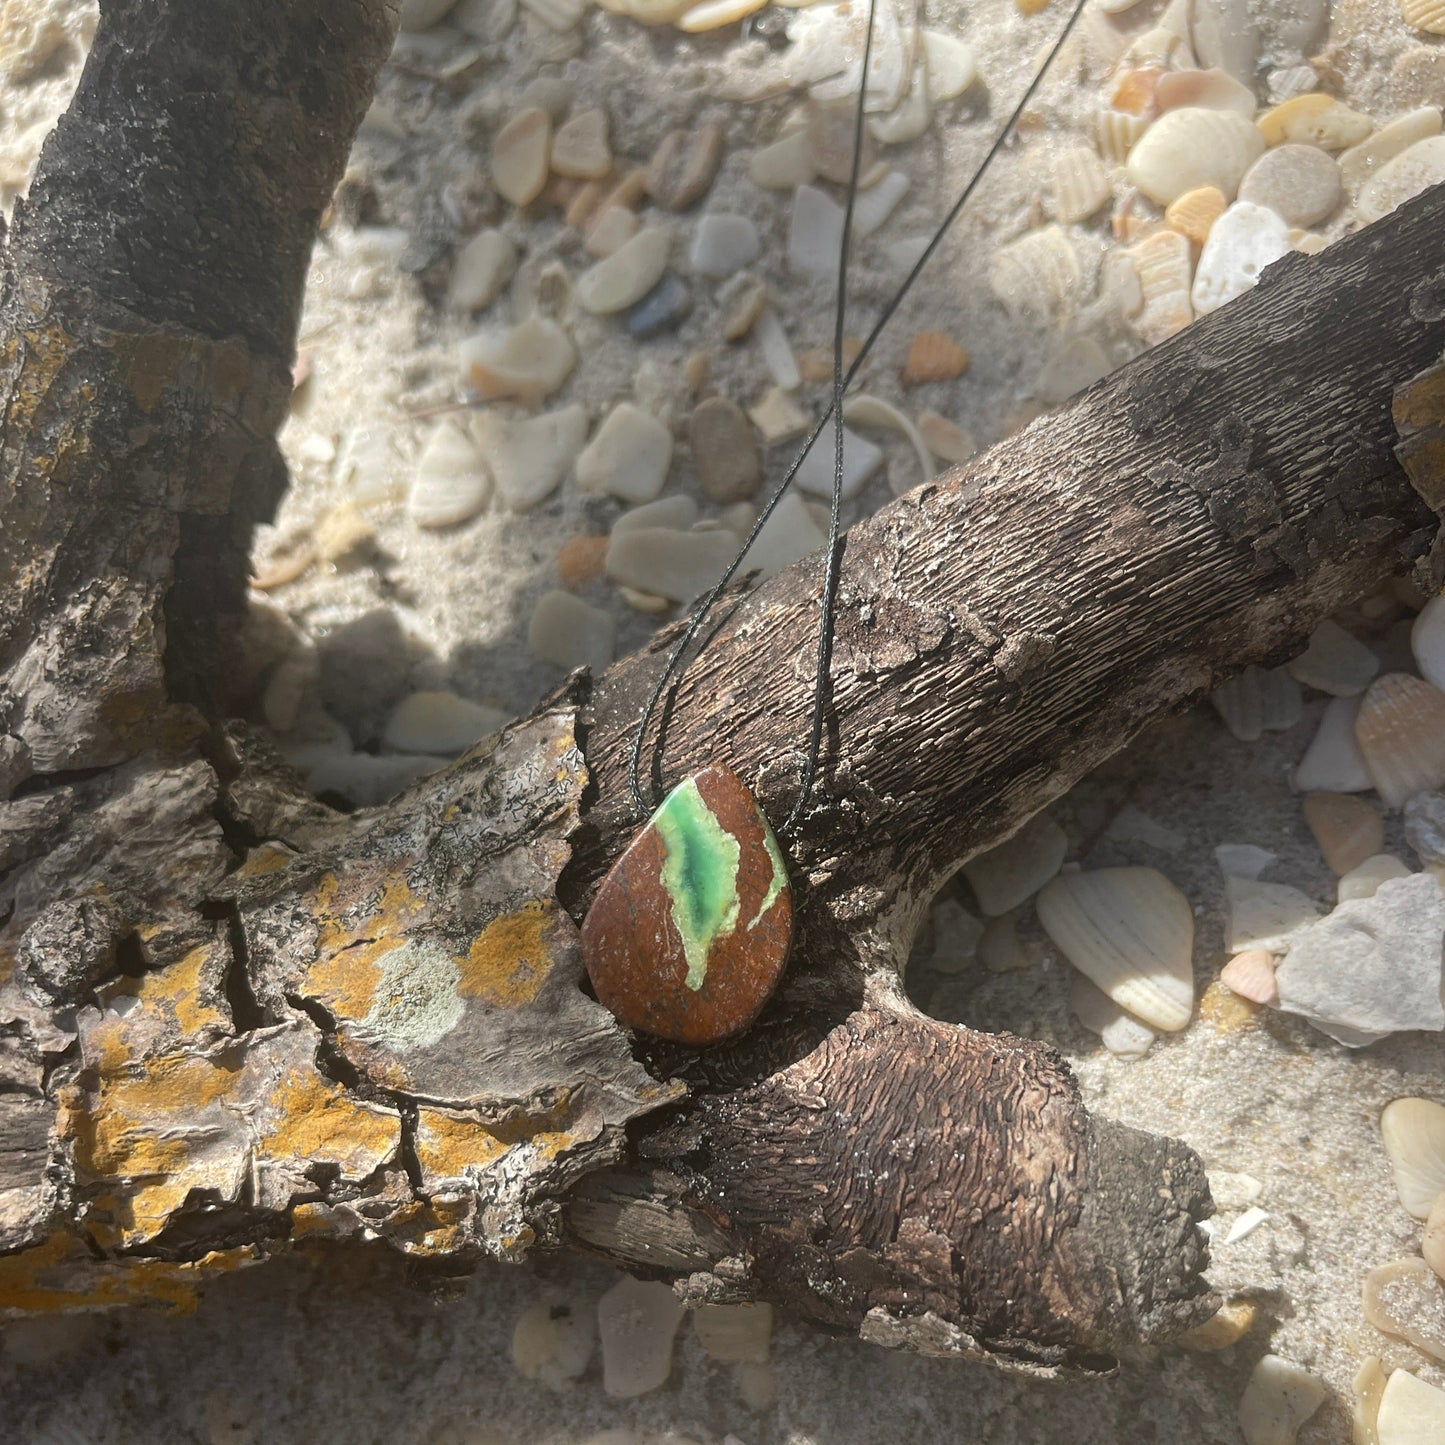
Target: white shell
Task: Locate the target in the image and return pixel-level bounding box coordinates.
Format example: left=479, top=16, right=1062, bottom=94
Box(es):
left=1287, top=619, right=1380, bottom=696
left=988, top=226, right=1081, bottom=324
left=1191, top=201, right=1291, bottom=317
left=576, top=226, right=672, bottom=314
left=693, top=1303, right=773, bottom=1364
left=596, top=1276, right=685, bottom=1398
left=492, top=108, right=552, bottom=207
left=382, top=691, right=509, bottom=755
left=1413, top=595, right=1445, bottom=692
left=520, top=0, right=585, bottom=30
left=550, top=108, right=611, bottom=179
left=1224, top=876, right=1321, bottom=953
left=1258, top=94, right=1374, bottom=150
left=1339, top=107, right=1444, bottom=197
left=1355, top=673, right=1445, bottom=809
left=613, top=494, right=698, bottom=535
left=1402, top=0, right=1445, bottom=34
left=868, top=66, right=930, bottom=146
left=792, top=424, right=884, bottom=499
left=1381, top=1097, right=1445, bottom=1218
left=754, top=308, right=801, bottom=390
left=511, top=1293, right=595, bottom=1389
left=850, top=169, right=910, bottom=238
left=528, top=589, right=616, bottom=674
left=961, top=812, right=1068, bottom=917
left=1155, top=66, right=1256, bottom=116
left=1359, top=135, right=1445, bottom=224
left=1237, top=145, right=1342, bottom=227
left=917, top=410, right=977, bottom=464
left=576, top=403, right=672, bottom=503
left=748, top=129, right=815, bottom=190
left=1094, top=108, right=1150, bottom=165
left=1362, top=1258, right=1445, bottom=1364
left=676, top=0, right=766, bottom=30
left=1036, top=867, right=1195, bottom=1032
left=586, top=206, right=639, bottom=258
left=1128, top=229, right=1194, bottom=346
left=920, top=29, right=977, bottom=103
left=1293, top=694, right=1372, bottom=792
left=788, top=185, right=845, bottom=281
left=1070, top=973, right=1156, bottom=1059
left=472, top=404, right=588, bottom=512
left=842, top=393, right=934, bottom=494
left=1211, top=663, right=1302, bottom=742
left=460, top=314, right=577, bottom=402
left=408, top=421, right=492, bottom=529
left=1126, top=107, right=1265, bottom=205
left=1377, top=1368, right=1445, bottom=1445
left=783, top=0, right=917, bottom=112
left=1048, top=144, right=1111, bottom=224
left=446, top=229, right=518, bottom=313
left=1338, top=852, right=1413, bottom=903
left=1238, top=1355, right=1328, bottom=1445
left=1187, top=0, right=1258, bottom=82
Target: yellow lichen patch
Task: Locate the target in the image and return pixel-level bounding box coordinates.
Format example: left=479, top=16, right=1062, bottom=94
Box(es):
left=385, top=1198, right=475, bottom=1258
left=235, top=843, right=295, bottom=878
left=460, top=901, right=558, bottom=1008
left=304, top=872, right=430, bottom=1021
left=290, top=1202, right=353, bottom=1240
left=414, top=1107, right=514, bottom=1181
left=115, top=943, right=228, bottom=1038
left=254, top=1069, right=398, bottom=1178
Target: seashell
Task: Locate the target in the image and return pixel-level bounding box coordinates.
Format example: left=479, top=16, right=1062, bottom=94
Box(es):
left=252, top=530, right=316, bottom=591
left=621, top=0, right=691, bottom=19
left=745, top=492, right=826, bottom=578
left=550, top=107, right=611, bottom=180
left=1355, top=673, right=1445, bottom=808
left=689, top=213, right=761, bottom=278
left=842, top=393, right=934, bottom=493
left=754, top=308, right=801, bottom=389
left=1358, top=135, right=1445, bottom=225
left=1362, top=1258, right=1445, bottom=1364
left=1164, top=185, right=1226, bottom=244
left=693, top=1303, right=773, bottom=1364
left=383, top=691, right=510, bottom=754
left=1036, top=866, right=1195, bottom=1031
left=747, top=386, right=809, bottom=443
left=1392, top=46, right=1445, bottom=109
left=408, top=421, right=492, bottom=529
left=446, top=228, right=517, bottom=313
left=784, top=0, right=917, bottom=112
left=606, top=523, right=738, bottom=603
left=1155, top=66, right=1256, bottom=117
left=1302, top=791, right=1385, bottom=875
left=1219, top=949, right=1278, bottom=1005
left=1222, top=1205, right=1269, bottom=1244
left=1266, top=64, right=1320, bottom=105
left=1337, top=852, right=1412, bottom=903
left=1294, top=693, right=1372, bottom=792
left=921, top=29, right=977, bottom=103
left=1412, top=595, right=1445, bottom=692
left=1191, top=200, right=1291, bottom=316
left=1381, top=1097, right=1445, bottom=1218
left=792, top=424, right=884, bottom=499
left=471, top=403, right=587, bottom=512
left=312, top=502, right=376, bottom=566
left=1238, top=144, right=1342, bottom=227
left=1339, top=107, right=1444, bottom=197
left=1402, top=0, right=1445, bottom=34
left=492, top=107, right=552, bottom=207
left=1128, top=229, right=1195, bottom=345
left=851, top=168, right=911, bottom=238
left=576, top=226, right=672, bottom=314
left=529, top=589, right=616, bottom=674
left=1126, top=107, right=1265, bottom=205
left=961, top=813, right=1067, bottom=917
left=576, top=402, right=672, bottom=502
left=1258, top=94, right=1374, bottom=151
left=748, top=129, right=816, bottom=190
left=1425, top=1193, right=1445, bottom=1280
left=1215, top=842, right=1276, bottom=878
left=1048, top=144, right=1111, bottom=223
left=1288, top=619, right=1380, bottom=696
left=511, top=1293, right=595, bottom=1389
left=1094, top=108, right=1150, bottom=165
left=597, top=1277, right=685, bottom=1398
left=1115, top=23, right=1193, bottom=71
left=868, top=66, right=931, bottom=146
left=917, top=409, right=977, bottom=464
left=899, top=330, right=969, bottom=385
left=1225, top=875, right=1321, bottom=953
left=1211, top=663, right=1302, bottom=742
left=585, top=205, right=640, bottom=258
left=1109, top=67, right=1163, bottom=120
left=1237, top=1355, right=1328, bottom=1445
left=988, top=226, right=1082, bottom=324
left=461, top=314, right=577, bottom=402
left=788, top=184, right=846, bottom=280
left=1070, top=973, right=1157, bottom=1058
left=1354, top=1357, right=1388, bottom=1445
left=676, top=0, right=765, bottom=29
left=1377, top=1367, right=1445, bottom=1445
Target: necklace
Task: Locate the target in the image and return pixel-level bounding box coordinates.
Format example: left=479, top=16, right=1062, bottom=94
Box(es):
left=581, top=0, right=1089, bottom=1047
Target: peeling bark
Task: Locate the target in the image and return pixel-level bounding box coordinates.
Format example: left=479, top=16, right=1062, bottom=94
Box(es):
left=1, top=0, right=1444, bottom=1380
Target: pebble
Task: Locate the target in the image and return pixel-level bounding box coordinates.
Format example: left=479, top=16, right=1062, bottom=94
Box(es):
left=693, top=1303, right=772, bottom=1363
left=473, top=404, right=588, bottom=511
left=1355, top=672, right=1445, bottom=808
left=1294, top=694, right=1372, bottom=792
left=528, top=589, right=616, bottom=674
left=493, top=108, right=552, bottom=207
left=1191, top=201, right=1291, bottom=317
left=614, top=494, right=698, bottom=534
left=1286, top=619, right=1379, bottom=696
left=747, top=386, right=809, bottom=442
left=689, top=398, right=762, bottom=503
left=645, top=122, right=725, bottom=211
left=1125, top=107, right=1266, bottom=205
left=511, top=1295, right=595, bottom=1390
left=550, top=107, right=611, bottom=180
left=1049, top=144, right=1111, bottom=223
left=1225, top=876, right=1321, bottom=953
left=1339, top=107, right=1443, bottom=196
left=805, top=101, right=878, bottom=185
left=920, top=28, right=978, bottom=102
left=1215, top=842, right=1277, bottom=879
left=461, top=314, right=577, bottom=401
left=689, top=213, right=761, bottom=278
left=978, top=912, right=1032, bottom=973
left=446, top=229, right=518, bottom=313
left=606, top=524, right=739, bottom=601
left=719, top=272, right=769, bottom=341
left=1211, top=663, right=1302, bottom=742
left=962, top=813, right=1067, bottom=916
left=585, top=205, right=640, bottom=258
left=788, top=184, right=846, bottom=280
left=576, top=226, right=673, bottom=314
left=1237, top=144, right=1342, bottom=227
left=382, top=690, right=510, bottom=755
left=1155, top=66, right=1257, bottom=116
left=627, top=274, right=692, bottom=338
left=1238, top=1355, right=1328, bottom=1445
left=556, top=534, right=608, bottom=590
left=576, top=403, right=673, bottom=502
left=917, top=410, right=977, bottom=464
left=1378, top=1368, right=1445, bottom=1445
left=408, top=421, right=492, bottom=529
left=1071, top=973, right=1157, bottom=1059
left=754, top=308, right=801, bottom=389
left=851, top=169, right=911, bottom=238
left=1302, top=791, right=1385, bottom=874
left=743, top=491, right=825, bottom=578
left=1258, top=94, right=1373, bottom=151
left=1337, top=852, right=1412, bottom=903
left=792, top=425, right=883, bottom=499
left=901, top=331, right=969, bottom=385
left=748, top=129, right=816, bottom=190
left=1358, top=135, right=1445, bottom=224
left=596, top=1277, right=685, bottom=1398
left=517, top=74, right=573, bottom=121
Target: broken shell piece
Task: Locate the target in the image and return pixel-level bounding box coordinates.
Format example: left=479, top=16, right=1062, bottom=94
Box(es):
left=585, top=206, right=639, bottom=258
left=1363, top=1258, right=1445, bottom=1363
left=383, top=690, right=510, bottom=754
left=1191, top=201, right=1291, bottom=317
left=748, top=128, right=815, bottom=190
left=576, top=403, right=672, bottom=503
left=1128, top=228, right=1195, bottom=344
left=597, top=1276, right=685, bottom=1398
left=792, top=424, right=884, bottom=499
left=1048, top=144, right=1111, bottom=223
left=962, top=812, right=1068, bottom=916
left=1095, top=108, right=1150, bottom=164
left=1238, top=1354, right=1328, bottom=1445
left=606, top=525, right=739, bottom=602
left=1411, top=595, right=1445, bottom=692
left=989, top=226, right=1081, bottom=324
left=1225, top=876, right=1321, bottom=953
left=529, top=589, right=616, bottom=674
left=1070, top=972, right=1157, bottom=1058
left=1258, top=93, right=1373, bottom=151
left=1382, top=1097, right=1445, bottom=1219
left=1220, top=949, right=1279, bottom=1005
left=693, top=1303, right=772, bottom=1364
left=512, top=1294, right=596, bottom=1390
left=1355, top=673, right=1445, bottom=809
left=1182, top=1298, right=1258, bottom=1351
left=462, top=314, right=577, bottom=401
left=408, top=421, right=492, bottom=529
left=493, top=108, right=552, bottom=207
left=645, top=121, right=725, bottom=209
left=576, top=226, right=672, bottom=314
left=1036, top=866, right=1195, bottom=1031
left=1126, top=107, right=1265, bottom=205
left=748, top=386, right=809, bottom=443
left=551, top=107, right=611, bottom=180
left=1302, top=791, right=1385, bottom=874
left=446, top=229, right=518, bottom=313
left=1337, top=852, right=1412, bottom=903
left=842, top=394, right=934, bottom=492
left=1238, top=144, right=1343, bottom=227
left=850, top=169, right=910, bottom=238
left=1339, top=108, right=1444, bottom=197
left=921, top=28, right=977, bottom=102
left=1211, top=664, right=1302, bottom=742
left=917, top=410, right=976, bottom=464
left=472, top=404, right=587, bottom=511
left=719, top=272, right=769, bottom=341
left=978, top=912, right=1032, bottom=973
left=1294, top=694, right=1372, bottom=793
left=789, top=185, right=846, bottom=280
left=1425, top=1193, right=1445, bottom=1280
left=1403, top=0, right=1445, bottom=32
left=1155, top=66, right=1256, bottom=116
left=1165, top=185, right=1226, bottom=244
left=1288, top=619, right=1380, bottom=696
left=1378, top=1366, right=1445, bottom=1444
left=1110, top=67, right=1164, bottom=120
left=754, top=309, right=801, bottom=390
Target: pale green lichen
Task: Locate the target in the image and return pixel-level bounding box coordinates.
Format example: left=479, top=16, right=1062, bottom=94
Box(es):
left=360, top=939, right=465, bottom=1051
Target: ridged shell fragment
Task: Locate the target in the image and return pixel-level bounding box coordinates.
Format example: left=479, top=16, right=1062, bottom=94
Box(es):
left=1128, top=229, right=1194, bottom=344
left=1125, top=107, right=1265, bottom=205
left=1339, top=107, right=1443, bottom=197
left=1258, top=94, right=1374, bottom=150
left=1362, top=1258, right=1445, bottom=1364
left=1211, top=664, right=1302, bottom=742
left=1354, top=673, right=1445, bottom=808
left=1302, top=791, right=1385, bottom=874
left=676, top=0, right=766, bottom=30
left=1049, top=144, right=1111, bottom=223
left=1036, top=867, right=1195, bottom=1031
left=1412, top=595, right=1445, bottom=692
left=962, top=813, right=1068, bottom=916
left=988, top=226, right=1081, bottom=323
left=1358, top=136, right=1445, bottom=224
left=576, top=226, right=673, bottom=314
left=1402, top=0, right=1445, bottom=35
left=1377, top=1368, right=1445, bottom=1445
left=1095, top=108, right=1150, bottom=164
left=1288, top=619, right=1380, bottom=696
left=1219, top=949, right=1279, bottom=1005
left=1165, top=185, right=1226, bottom=243
left=1191, top=201, right=1291, bottom=316
left=1238, top=1355, right=1328, bottom=1445
left=1382, top=1097, right=1445, bottom=1218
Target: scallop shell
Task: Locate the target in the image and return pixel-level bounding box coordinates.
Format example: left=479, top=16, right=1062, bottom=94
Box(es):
left=1126, top=107, right=1266, bottom=205
left=1219, top=949, right=1279, bottom=1005
left=1302, top=791, right=1384, bottom=875
left=1354, top=673, right=1445, bottom=809
left=1094, top=108, right=1150, bottom=165
left=1362, top=1258, right=1445, bottom=1364
left=1036, top=866, right=1195, bottom=1031
left=1378, top=1368, right=1445, bottom=1444
left=1402, top=0, right=1445, bottom=35
left=1164, top=185, right=1226, bottom=244
left=988, top=226, right=1081, bottom=324
left=961, top=813, right=1068, bottom=917
left=1211, top=664, right=1303, bottom=742
left=1287, top=618, right=1380, bottom=696
left=1382, top=1097, right=1445, bottom=1218
left=1049, top=144, right=1111, bottom=223
left=1127, top=229, right=1194, bottom=345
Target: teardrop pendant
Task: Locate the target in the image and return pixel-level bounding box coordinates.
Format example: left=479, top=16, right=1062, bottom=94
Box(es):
left=581, top=764, right=793, bottom=1045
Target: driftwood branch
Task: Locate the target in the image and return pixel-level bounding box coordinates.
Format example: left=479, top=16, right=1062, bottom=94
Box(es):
left=2, top=0, right=1443, bottom=1378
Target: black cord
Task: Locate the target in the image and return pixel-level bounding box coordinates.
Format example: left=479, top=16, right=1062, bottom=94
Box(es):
left=626, top=0, right=1091, bottom=827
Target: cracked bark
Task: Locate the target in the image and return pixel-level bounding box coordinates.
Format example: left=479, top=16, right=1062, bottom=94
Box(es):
left=2, top=0, right=1444, bottom=1380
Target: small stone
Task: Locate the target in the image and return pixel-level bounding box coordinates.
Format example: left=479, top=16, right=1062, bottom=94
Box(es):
left=1339, top=108, right=1443, bottom=197
left=314, top=503, right=376, bottom=567
left=462, top=314, right=577, bottom=402
left=511, top=1295, right=596, bottom=1390
left=1238, top=1355, right=1328, bottom=1445
left=1294, top=694, right=1372, bottom=792
left=606, top=523, right=737, bottom=601
left=744, top=492, right=825, bottom=578
left=1258, top=93, right=1373, bottom=150
left=473, top=404, right=588, bottom=511
left=517, top=74, right=574, bottom=121
left=1405, top=789, right=1445, bottom=866
left=921, top=28, right=977, bottom=102
left=252, top=531, right=316, bottom=591
left=596, top=1277, right=687, bottom=1397
left=556, top=534, right=608, bottom=590
left=1303, top=791, right=1385, bottom=875
left=917, top=410, right=977, bottom=464
left=1393, top=47, right=1445, bottom=109
left=1165, top=184, right=1227, bottom=243
left=748, top=129, right=815, bottom=190
left=719, top=272, right=769, bottom=341
left=646, top=122, right=726, bottom=211
left=689, top=213, right=761, bottom=279
left=1215, top=842, right=1277, bottom=879
left=576, top=403, right=673, bottom=502
left=733, top=1360, right=779, bottom=1411
left=564, top=179, right=606, bottom=229
left=550, top=107, right=611, bottom=179
left=1070, top=972, right=1157, bottom=1058
left=693, top=1303, right=772, bottom=1363
left=962, top=813, right=1067, bottom=916
left=614, top=494, right=699, bottom=535
left=754, top=309, right=800, bottom=389
left=685, top=349, right=711, bottom=393
left=627, top=275, right=692, bottom=338
left=585, top=205, right=639, bottom=258
left=788, top=184, right=846, bottom=280
left=576, top=226, right=673, bottom=314
left=409, top=421, right=492, bottom=529
left=1238, top=144, right=1342, bottom=227
left=1225, top=876, right=1322, bottom=953
left=901, top=330, right=969, bottom=385
left=493, top=107, right=552, bottom=207
left=798, top=337, right=862, bottom=383
left=1191, top=201, right=1291, bottom=316
left=792, top=425, right=883, bottom=499
left=1182, top=1298, right=1258, bottom=1351
left=1377, top=1368, right=1445, bottom=1445
left=1358, top=135, right=1445, bottom=224
left=529, top=589, right=616, bottom=674
left=383, top=690, right=510, bottom=754
left=1338, top=852, right=1413, bottom=903
left=689, top=397, right=762, bottom=503
left=748, top=386, right=809, bottom=443
left=850, top=168, right=911, bottom=238
left=1411, top=594, right=1445, bottom=692
left=1288, top=618, right=1380, bottom=696
left=1211, top=664, right=1303, bottom=741
left=582, top=765, right=793, bottom=1044
left=804, top=101, right=878, bottom=185
left=446, top=229, right=518, bottom=312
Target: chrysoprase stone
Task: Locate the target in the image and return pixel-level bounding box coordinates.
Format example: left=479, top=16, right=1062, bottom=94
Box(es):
left=581, top=764, right=793, bottom=1045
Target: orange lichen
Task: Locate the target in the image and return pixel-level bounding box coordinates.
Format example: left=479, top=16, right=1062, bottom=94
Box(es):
left=303, top=872, right=429, bottom=1020
left=414, top=1107, right=512, bottom=1180
left=460, top=901, right=557, bottom=1008
left=255, top=1070, right=398, bottom=1175
left=235, top=843, right=295, bottom=878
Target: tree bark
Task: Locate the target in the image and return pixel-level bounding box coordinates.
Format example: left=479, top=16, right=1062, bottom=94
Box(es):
left=1, top=0, right=1443, bottom=1379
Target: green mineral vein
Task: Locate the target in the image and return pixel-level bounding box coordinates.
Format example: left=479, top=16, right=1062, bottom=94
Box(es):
left=748, top=820, right=788, bottom=931
left=654, top=777, right=741, bottom=991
